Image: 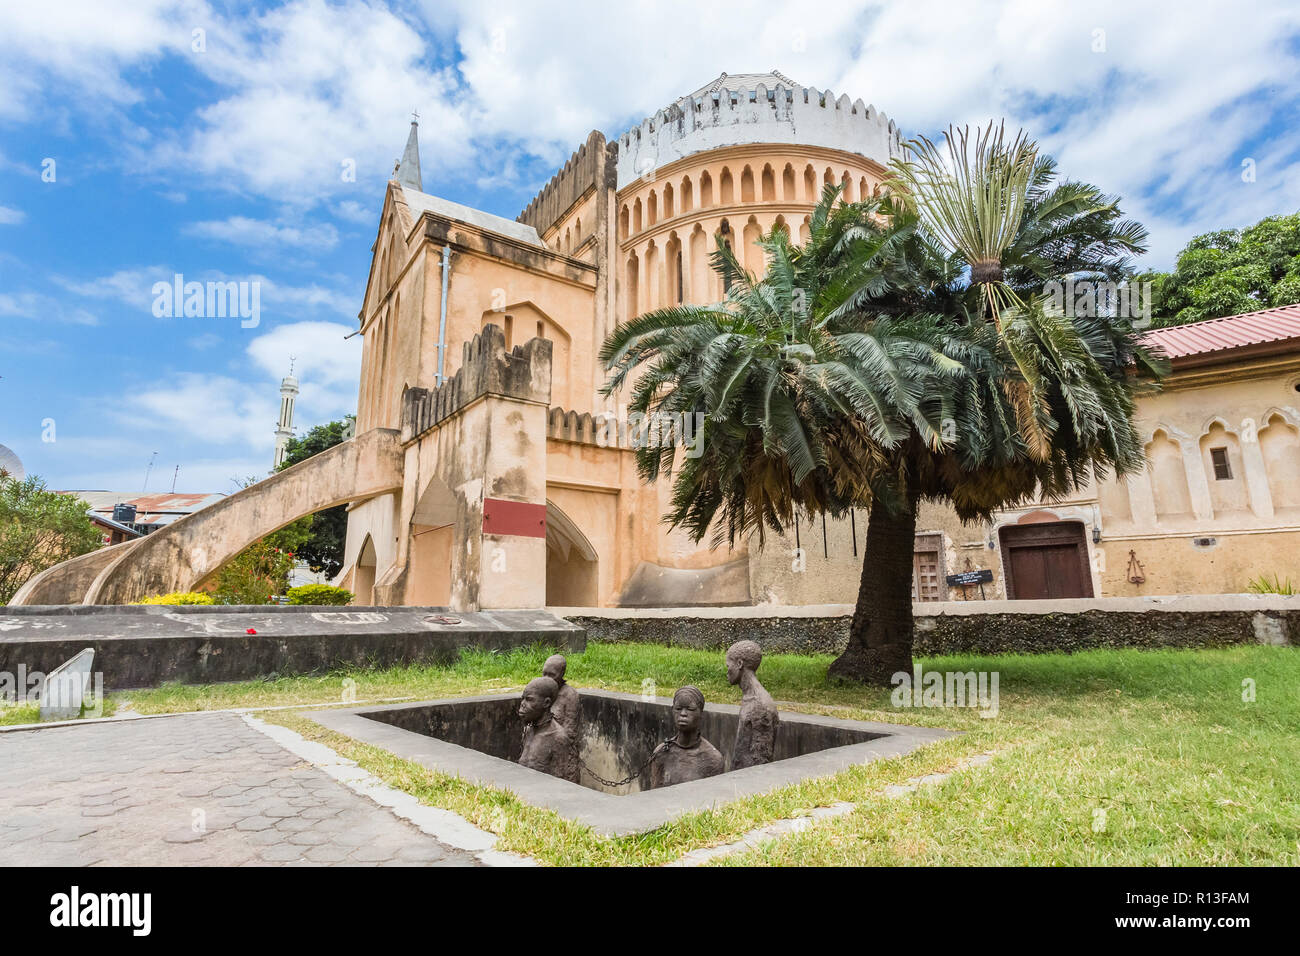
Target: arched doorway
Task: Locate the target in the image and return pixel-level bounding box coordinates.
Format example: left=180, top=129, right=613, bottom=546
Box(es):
left=407, top=476, right=456, bottom=606
left=354, top=534, right=377, bottom=605
left=545, top=502, right=598, bottom=606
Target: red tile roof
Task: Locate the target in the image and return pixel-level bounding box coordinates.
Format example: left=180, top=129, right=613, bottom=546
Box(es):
left=1141, top=304, right=1300, bottom=360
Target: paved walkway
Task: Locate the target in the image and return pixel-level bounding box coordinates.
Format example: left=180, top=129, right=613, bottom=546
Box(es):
left=0, top=712, right=482, bottom=866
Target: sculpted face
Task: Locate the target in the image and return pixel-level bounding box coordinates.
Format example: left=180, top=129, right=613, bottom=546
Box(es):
left=726, top=651, right=742, bottom=685
left=673, top=698, right=702, bottom=734
left=542, top=655, right=566, bottom=683
left=517, top=685, right=552, bottom=723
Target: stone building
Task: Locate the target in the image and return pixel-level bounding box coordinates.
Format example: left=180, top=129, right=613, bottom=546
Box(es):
left=338, top=71, right=1300, bottom=608
left=338, top=72, right=905, bottom=609
left=17, top=73, right=1299, bottom=609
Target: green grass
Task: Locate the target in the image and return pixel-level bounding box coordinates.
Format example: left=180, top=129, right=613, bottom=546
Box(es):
left=101, top=643, right=1299, bottom=866
left=0, top=702, right=40, bottom=726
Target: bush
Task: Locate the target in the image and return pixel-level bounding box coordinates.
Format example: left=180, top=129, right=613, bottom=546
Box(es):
left=133, top=592, right=216, bottom=605
left=285, top=584, right=354, bottom=606
left=1246, top=573, right=1296, bottom=595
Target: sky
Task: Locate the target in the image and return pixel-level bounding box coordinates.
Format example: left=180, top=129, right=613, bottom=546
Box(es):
left=2, top=0, right=1299, bottom=494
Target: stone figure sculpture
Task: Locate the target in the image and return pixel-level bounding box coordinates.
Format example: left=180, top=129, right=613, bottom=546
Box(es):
left=649, top=685, right=724, bottom=789
left=542, top=654, right=581, bottom=740
left=517, top=676, right=579, bottom=782
left=726, top=640, right=778, bottom=769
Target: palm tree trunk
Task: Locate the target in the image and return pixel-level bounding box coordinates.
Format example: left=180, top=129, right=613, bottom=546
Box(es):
left=827, top=489, right=918, bottom=685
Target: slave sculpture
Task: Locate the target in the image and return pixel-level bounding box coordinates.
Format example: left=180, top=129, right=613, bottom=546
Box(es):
left=726, top=639, right=778, bottom=769
left=516, top=676, right=579, bottom=783
left=542, top=653, right=581, bottom=741
left=516, top=642, right=778, bottom=786
left=648, top=685, right=725, bottom=788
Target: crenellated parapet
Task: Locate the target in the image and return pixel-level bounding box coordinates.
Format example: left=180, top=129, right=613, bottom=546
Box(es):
left=547, top=406, right=613, bottom=446
left=614, top=83, right=902, bottom=189
left=402, top=324, right=553, bottom=444
left=517, top=130, right=609, bottom=236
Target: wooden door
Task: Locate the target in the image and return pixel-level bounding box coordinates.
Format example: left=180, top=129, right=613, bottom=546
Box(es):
left=1000, top=522, right=1093, bottom=600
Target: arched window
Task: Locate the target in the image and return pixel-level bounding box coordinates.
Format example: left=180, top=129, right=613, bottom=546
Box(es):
left=761, top=164, right=776, bottom=201
left=741, top=166, right=755, bottom=203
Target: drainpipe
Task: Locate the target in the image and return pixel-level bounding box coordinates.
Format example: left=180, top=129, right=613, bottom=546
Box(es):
left=436, top=244, right=450, bottom=386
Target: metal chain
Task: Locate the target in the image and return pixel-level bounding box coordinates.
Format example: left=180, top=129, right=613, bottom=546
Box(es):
left=577, top=738, right=679, bottom=789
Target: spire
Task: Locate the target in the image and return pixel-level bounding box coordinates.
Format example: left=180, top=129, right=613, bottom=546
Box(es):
left=273, top=364, right=300, bottom=471
left=395, top=113, right=422, bottom=192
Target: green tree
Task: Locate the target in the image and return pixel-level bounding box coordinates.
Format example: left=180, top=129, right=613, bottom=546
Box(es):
left=0, top=474, right=102, bottom=604
left=601, top=125, right=1163, bottom=685
left=1140, top=211, right=1300, bottom=324
left=276, top=416, right=355, bottom=577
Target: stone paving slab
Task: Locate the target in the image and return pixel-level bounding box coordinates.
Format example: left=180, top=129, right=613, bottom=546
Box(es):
left=0, top=712, right=482, bottom=867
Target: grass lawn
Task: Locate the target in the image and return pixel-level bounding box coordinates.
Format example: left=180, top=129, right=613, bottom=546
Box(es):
left=59, top=643, right=1300, bottom=865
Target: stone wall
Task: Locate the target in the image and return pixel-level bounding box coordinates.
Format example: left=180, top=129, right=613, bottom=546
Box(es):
left=561, top=595, right=1300, bottom=656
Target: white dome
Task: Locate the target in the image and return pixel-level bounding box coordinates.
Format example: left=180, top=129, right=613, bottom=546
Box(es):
left=0, top=444, right=24, bottom=480
left=614, top=73, right=902, bottom=189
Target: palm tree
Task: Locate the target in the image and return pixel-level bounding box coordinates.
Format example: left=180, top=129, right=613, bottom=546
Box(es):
left=601, top=127, right=1165, bottom=685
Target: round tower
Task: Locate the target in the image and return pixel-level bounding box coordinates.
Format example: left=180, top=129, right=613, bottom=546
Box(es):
left=273, top=365, right=299, bottom=470
left=612, top=72, right=903, bottom=318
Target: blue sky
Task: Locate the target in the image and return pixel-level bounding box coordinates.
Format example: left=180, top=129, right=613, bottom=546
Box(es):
left=3, top=0, right=1299, bottom=494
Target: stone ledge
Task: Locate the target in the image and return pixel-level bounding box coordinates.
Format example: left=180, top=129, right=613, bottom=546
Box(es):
left=0, top=606, right=584, bottom=690
left=558, top=595, right=1299, bottom=655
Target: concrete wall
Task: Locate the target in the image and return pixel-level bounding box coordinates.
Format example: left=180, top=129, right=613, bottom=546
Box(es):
left=560, top=594, right=1300, bottom=656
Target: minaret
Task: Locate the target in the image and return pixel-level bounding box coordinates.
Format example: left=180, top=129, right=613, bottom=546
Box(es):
left=273, top=361, right=299, bottom=469
left=395, top=113, right=422, bottom=191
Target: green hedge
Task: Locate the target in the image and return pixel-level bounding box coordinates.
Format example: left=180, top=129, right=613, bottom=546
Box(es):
left=285, top=584, right=354, bottom=606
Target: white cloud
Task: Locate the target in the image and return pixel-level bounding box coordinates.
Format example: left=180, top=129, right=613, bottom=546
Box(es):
left=56, top=266, right=171, bottom=311
left=0, top=291, right=98, bottom=325
left=333, top=199, right=376, bottom=226
left=0, top=204, right=25, bottom=224
left=151, top=0, right=471, bottom=202
left=107, top=321, right=360, bottom=476
left=2, top=0, right=1298, bottom=267
left=183, top=215, right=339, bottom=252
left=0, top=0, right=202, bottom=120
left=55, top=266, right=361, bottom=322
left=115, top=372, right=279, bottom=449
left=245, top=319, right=363, bottom=417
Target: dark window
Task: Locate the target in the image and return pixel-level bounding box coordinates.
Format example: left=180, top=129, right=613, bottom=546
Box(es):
left=1210, top=447, right=1232, bottom=480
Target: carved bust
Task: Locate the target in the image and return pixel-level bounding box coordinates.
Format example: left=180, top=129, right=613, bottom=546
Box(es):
left=726, top=640, right=778, bottom=769
left=542, top=654, right=580, bottom=741
left=649, top=686, right=724, bottom=789
left=517, top=676, right=579, bottom=783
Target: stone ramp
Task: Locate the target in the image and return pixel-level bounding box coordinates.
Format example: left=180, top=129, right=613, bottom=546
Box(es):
left=9, top=428, right=403, bottom=607
left=0, top=605, right=584, bottom=690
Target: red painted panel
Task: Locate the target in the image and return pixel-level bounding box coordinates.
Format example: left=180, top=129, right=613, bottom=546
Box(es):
left=482, top=498, right=546, bottom=538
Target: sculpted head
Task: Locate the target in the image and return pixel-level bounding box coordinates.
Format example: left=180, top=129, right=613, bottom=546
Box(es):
left=726, top=640, right=762, bottom=685
left=672, top=685, right=706, bottom=734
left=542, top=654, right=567, bottom=684
left=518, top=676, right=558, bottom=723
